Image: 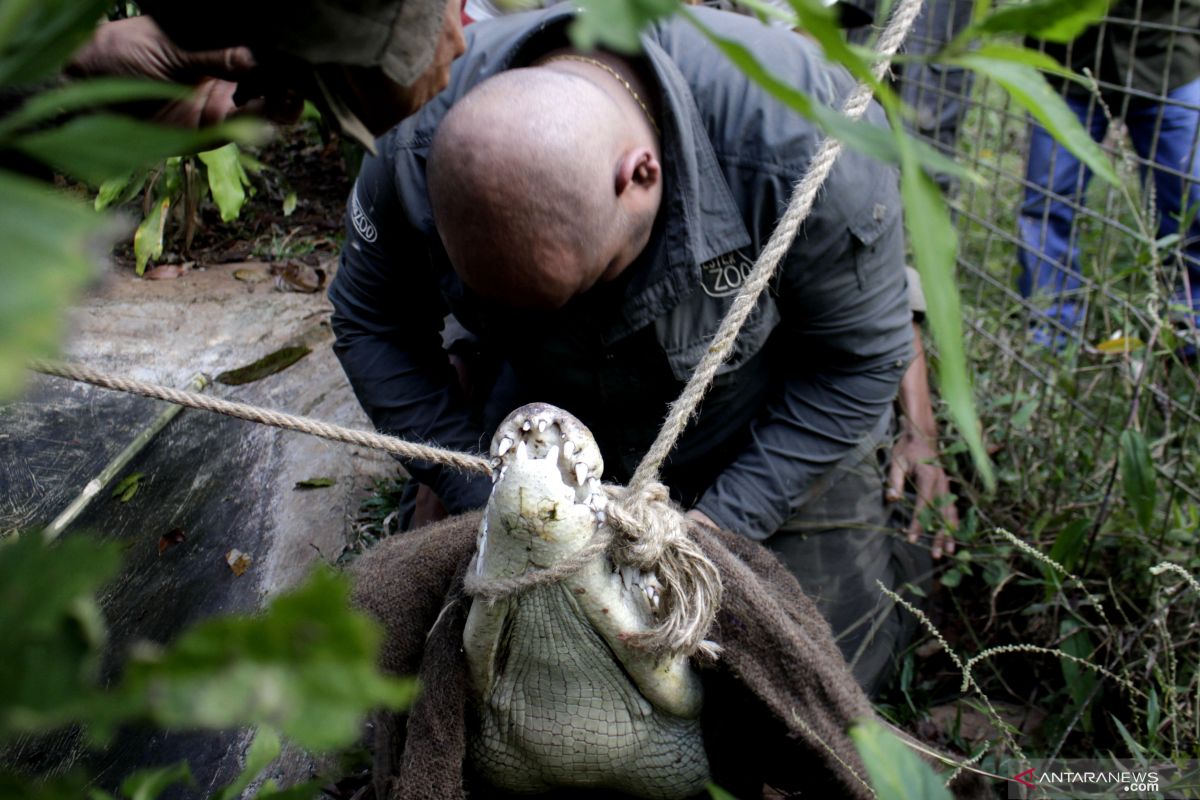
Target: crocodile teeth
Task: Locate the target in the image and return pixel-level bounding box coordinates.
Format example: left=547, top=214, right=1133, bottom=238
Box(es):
left=537, top=419, right=548, bottom=433
left=516, top=440, right=530, bottom=461
left=563, top=440, right=576, bottom=457
left=645, top=585, right=660, bottom=613
left=575, top=462, right=588, bottom=486
left=496, top=437, right=513, bottom=457
left=522, top=420, right=532, bottom=431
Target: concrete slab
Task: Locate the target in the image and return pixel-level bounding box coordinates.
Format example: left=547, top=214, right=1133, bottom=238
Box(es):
left=0, top=260, right=397, bottom=794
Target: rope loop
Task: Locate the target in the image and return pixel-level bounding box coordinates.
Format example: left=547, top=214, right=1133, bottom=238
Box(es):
left=603, top=483, right=723, bottom=660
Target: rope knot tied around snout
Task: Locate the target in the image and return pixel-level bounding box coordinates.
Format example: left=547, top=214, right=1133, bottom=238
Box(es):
left=603, top=483, right=723, bottom=660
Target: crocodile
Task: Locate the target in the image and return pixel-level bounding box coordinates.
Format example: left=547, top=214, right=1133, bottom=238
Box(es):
left=463, top=402, right=710, bottom=798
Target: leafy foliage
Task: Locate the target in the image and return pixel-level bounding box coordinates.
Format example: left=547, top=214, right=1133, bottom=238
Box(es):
left=0, top=533, right=414, bottom=798
left=850, top=720, right=953, bottom=800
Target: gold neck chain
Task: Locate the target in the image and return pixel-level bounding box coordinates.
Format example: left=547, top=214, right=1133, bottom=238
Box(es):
left=541, top=54, right=661, bottom=136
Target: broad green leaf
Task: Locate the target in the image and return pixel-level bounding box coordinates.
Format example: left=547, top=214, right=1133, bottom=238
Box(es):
left=0, top=169, right=114, bottom=400
left=683, top=11, right=975, bottom=183
left=198, top=143, right=251, bottom=222
left=95, top=173, right=132, bottom=212
left=896, top=134, right=994, bottom=489
left=1119, top=428, right=1156, bottom=532
left=971, top=0, right=1110, bottom=43
left=14, top=114, right=269, bottom=187
left=106, top=568, right=417, bottom=751
left=0, top=78, right=188, bottom=142
left=952, top=54, right=1119, bottom=186
left=0, top=0, right=110, bottom=86
left=850, top=719, right=953, bottom=800
left=568, top=0, right=678, bottom=53
left=1048, top=517, right=1091, bottom=576
left=1060, top=621, right=1097, bottom=732
left=216, top=345, right=312, bottom=386
left=214, top=727, right=281, bottom=800
left=785, top=0, right=881, bottom=90
left=120, top=762, right=193, bottom=800
left=967, top=42, right=1082, bottom=83
left=706, top=784, right=738, bottom=800
left=0, top=532, right=122, bottom=740
left=134, top=197, right=169, bottom=276
left=282, top=191, right=298, bottom=217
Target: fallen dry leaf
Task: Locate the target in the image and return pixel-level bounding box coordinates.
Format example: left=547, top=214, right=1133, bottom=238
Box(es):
left=143, top=263, right=190, bottom=281
left=272, top=261, right=326, bottom=294
left=233, top=266, right=271, bottom=283
left=158, top=527, right=186, bottom=556
left=226, top=548, right=252, bottom=576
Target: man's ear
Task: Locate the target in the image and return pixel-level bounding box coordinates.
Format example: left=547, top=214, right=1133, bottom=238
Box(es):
left=615, top=147, right=661, bottom=197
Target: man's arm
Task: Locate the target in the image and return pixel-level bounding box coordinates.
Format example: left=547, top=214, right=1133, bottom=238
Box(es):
left=328, top=140, right=491, bottom=513
left=692, top=159, right=912, bottom=541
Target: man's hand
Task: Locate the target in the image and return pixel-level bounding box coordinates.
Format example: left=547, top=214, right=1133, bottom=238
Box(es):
left=887, top=423, right=959, bottom=558
left=685, top=509, right=718, bottom=530
left=67, top=16, right=300, bottom=127
left=890, top=323, right=959, bottom=559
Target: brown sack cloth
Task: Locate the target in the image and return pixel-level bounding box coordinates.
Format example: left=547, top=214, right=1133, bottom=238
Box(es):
left=350, top=512, right=986, bottom=799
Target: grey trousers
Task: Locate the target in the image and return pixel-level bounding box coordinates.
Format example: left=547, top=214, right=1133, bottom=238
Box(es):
left=763, top=437, right=930, bottom=697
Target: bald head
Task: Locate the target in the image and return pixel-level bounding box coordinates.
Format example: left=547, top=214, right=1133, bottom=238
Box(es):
left=427, top=67, right=659, bottom=309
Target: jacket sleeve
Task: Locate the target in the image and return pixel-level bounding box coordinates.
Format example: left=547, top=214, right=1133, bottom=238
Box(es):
left=328, top=141, right=492, bottom=514
left=692, top=157, right=913, bottom=541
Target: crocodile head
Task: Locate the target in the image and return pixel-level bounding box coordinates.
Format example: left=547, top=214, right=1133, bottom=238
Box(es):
left=463, top=402, right=707, bottom=798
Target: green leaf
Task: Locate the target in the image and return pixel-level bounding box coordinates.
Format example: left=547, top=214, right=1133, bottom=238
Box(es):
left=970, top=0, right=1111, bottom=43
left=1119, top=429, right=1157, bottom=532
left=0, top=78, right=189, bottom=142
left=95, top=173, right=132, bottom=212
left=14, top=114, right=269, bottom=187
left=951, top=54, right=1119, bottom=186
left=282, top=191, right=298, bottom=217
left=0, top=170, right=114, bottom=401
left=106, top=568, right=418, bottom=751
left=1060, top=621, right=1097, bottom=732
left=0, top=0, right=111, bottom=86
left=120, top=762, right=193, bottom=800
left=896, top=134, right=995, bottom=490
left=0, top=533, right=122, bottom=740
left=216, top=345, right=312, bottom=386
left=214, top=727, right=281, bottom=800
left=110, top=472, right=144, bottom=500
left=134, top=197, right=169, bottom=276
left=682, top=11, right=975, bottom=183
left=706, top=784, right=738, bottom=800
left=966, top=42, right=1083, bottom=83
left=850, top=719, right=953, bottom=800
left=568, top=0, right=678, bottom=53
left=198, top=143, right=251, bottom=223
left=295, top=477, right=336, bottom=490
left=1044, top=517, right=1090, bottom=597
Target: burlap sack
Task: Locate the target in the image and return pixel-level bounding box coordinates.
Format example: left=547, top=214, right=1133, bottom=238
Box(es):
left=350, top=512, right=985, bottom=799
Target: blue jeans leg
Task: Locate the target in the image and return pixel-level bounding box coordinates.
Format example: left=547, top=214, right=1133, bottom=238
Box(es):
left=1124, top=78, right=1200, bottom=325
left=1017, top=94, right=1110, bottom=337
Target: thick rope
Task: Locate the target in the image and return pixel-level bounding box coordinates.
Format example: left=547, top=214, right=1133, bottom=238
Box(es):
left=28, top=359, right=492, bottom=475
left=627, top=0, right=923, bottom=496
left=28, top=0, right=924, bottom=663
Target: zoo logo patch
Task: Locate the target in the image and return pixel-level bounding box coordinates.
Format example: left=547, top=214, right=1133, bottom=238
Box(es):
left=351, top=190, right=378, bottom=243
left=699, top=249, right=755, bottom=298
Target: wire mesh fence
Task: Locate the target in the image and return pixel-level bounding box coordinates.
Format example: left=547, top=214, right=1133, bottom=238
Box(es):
left=887, top=0, right=1200, bottom=548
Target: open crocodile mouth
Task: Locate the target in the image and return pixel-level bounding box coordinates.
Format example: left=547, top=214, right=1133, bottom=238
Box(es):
left=462, top=403, right=708, bottom=797
left=464, top=402, right=702, bottom=718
